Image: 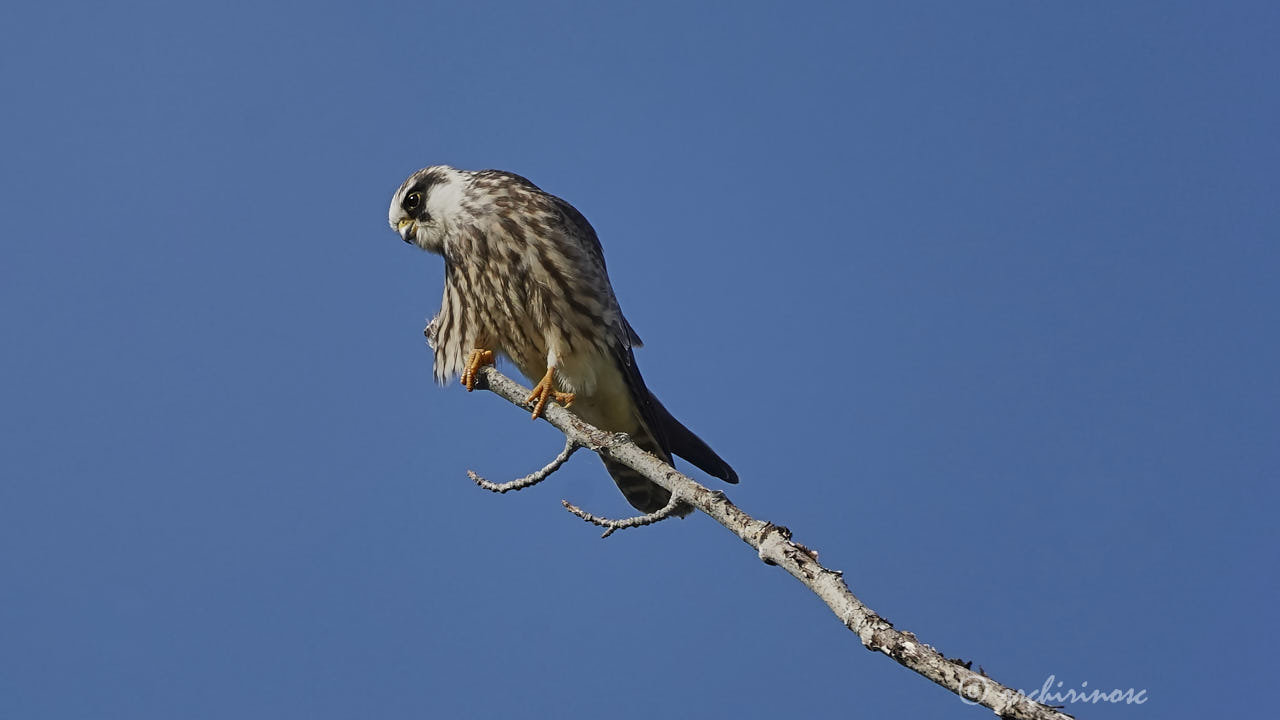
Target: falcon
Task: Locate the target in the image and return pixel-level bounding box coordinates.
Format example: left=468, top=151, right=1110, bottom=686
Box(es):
left=388, top=166, right=738, bottom=513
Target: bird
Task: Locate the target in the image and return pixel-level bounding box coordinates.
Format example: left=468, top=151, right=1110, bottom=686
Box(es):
left=388, top=165, right=737, bottom=513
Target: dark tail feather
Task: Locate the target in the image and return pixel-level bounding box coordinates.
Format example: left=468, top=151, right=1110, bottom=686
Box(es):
left=602, top=427, right=690, bottom=515
left=600, top=392, right=737, bottom=514
left=602, top=457, right=693, bottom=516
left=647, top=392, right=738, bottom=484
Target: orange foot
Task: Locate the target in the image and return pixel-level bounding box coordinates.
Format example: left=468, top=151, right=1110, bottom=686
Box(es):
left=525, top=366, right=575, bottom=420
left=461, top=349, right=495, bottom=391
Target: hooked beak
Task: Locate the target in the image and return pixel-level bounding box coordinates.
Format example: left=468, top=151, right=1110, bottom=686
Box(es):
left=397, top=217, right=416, bottom=244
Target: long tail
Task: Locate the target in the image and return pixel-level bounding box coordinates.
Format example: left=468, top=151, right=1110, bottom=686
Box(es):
left=600, top=344, right=738, bottom=513
left=599, top=390, right=738, bottom=514
left=647, top=392, right=738, bottom=485
left=601, top=433, right=689, bottom=515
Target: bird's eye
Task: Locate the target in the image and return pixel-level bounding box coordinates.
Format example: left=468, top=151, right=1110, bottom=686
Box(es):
left=403, top=191, right=423, bottom=213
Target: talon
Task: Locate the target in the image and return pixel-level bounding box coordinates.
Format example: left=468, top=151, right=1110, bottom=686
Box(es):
left=461, top=349, right=495, bottom=391
left=525, top=366, right=576, bottom=420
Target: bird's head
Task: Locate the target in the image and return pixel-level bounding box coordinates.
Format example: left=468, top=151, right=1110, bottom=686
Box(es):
left=388, top=165, right=468, bottom=255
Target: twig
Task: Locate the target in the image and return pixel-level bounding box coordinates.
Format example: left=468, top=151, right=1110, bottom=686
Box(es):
left=467, top=366, right=1074, bottom=720
left=562, top=492, right=684, bottom=538
left=468, top=437, right=579, bottom=493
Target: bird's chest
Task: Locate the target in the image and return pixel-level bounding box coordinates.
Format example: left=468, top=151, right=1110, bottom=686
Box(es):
left=450, top=253, right=609, bottom=392
left=450, top=272, right=546, bottom=363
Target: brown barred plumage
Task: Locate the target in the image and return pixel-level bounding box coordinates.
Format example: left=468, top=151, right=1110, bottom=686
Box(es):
left=390, top=166, right=737, bottom=512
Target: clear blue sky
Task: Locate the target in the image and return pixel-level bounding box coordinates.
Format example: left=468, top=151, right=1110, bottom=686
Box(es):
left=2, top=2, right=1276, bottom=718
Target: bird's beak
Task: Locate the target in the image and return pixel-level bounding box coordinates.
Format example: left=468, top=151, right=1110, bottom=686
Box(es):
left=397, top=218, right=415, bottom=244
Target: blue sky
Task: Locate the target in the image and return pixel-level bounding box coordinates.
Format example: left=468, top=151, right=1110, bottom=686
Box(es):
left=2, top=2, right=1276, bottom=718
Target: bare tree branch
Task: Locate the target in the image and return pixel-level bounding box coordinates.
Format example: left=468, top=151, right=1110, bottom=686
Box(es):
left=465, top=366, right=1074, bottom=720
left=468, top=437, right=579, bottom=493
left=563, top=492, right=684, bottom=537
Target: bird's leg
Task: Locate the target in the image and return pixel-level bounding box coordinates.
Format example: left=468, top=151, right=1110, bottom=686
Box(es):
left=461, top=349, right=495, bottom=391
left=525, top=366, right=575, bottom=420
